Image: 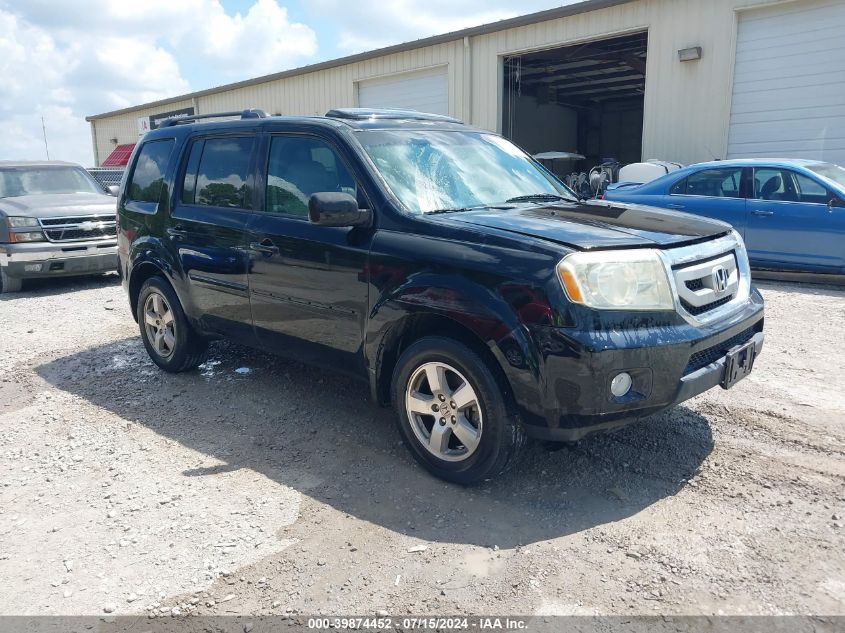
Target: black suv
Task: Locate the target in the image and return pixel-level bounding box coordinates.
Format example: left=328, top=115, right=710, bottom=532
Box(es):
left=117, top=108, right=764, bottom=483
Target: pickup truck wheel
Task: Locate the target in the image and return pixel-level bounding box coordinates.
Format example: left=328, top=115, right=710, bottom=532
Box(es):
left=392, top=336, right=524, bottom=484
left=136, top=276, right=208, bottom=372
left=0, top=268, right=23, bottom=293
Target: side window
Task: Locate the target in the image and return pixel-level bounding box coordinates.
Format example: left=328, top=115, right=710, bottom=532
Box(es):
left=754, top=168, right=787, bottom=201
left=669, top=178, right=687, bottom=195
left=793, top=172, right=829, bottom=205
left=127, top=139, right=174, bottom=204
left=265, top=136, right=357, bottom=217
left=192, top=137, right=254, bottom=209
left=685, top=168, right=744, bottom=198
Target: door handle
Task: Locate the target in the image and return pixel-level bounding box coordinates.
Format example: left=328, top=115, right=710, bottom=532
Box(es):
left=667, top=203, right=685, bottom=209
left=751, top=210, right=774, bottom=217
left=166, top=226, right=187, bottom=239
left=250, top=239, right=279, bottom=256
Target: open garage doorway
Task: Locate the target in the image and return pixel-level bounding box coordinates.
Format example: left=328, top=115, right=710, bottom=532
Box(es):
left=502, top=31, right=648, bottom=178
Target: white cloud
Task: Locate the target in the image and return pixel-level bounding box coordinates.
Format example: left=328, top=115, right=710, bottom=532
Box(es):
left=195, top=0, right=317, bottom=76
left=0, top=0, right=318, bottom=165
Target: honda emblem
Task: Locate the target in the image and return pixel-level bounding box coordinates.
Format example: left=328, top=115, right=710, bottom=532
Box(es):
left=712, top=265, right=729, bottom=294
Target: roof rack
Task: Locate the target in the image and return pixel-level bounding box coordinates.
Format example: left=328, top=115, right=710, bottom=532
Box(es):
left=158, top=109, right=268, bottom=128
left=324, top=108, right=463, bottom=124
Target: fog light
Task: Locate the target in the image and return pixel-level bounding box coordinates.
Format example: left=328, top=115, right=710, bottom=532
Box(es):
left=610, top=372, right=633, bottom=397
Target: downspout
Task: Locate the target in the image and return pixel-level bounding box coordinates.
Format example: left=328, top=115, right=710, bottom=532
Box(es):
left=463, top=36, right=473, bottom=125
left=90, top=121, right=99, bottom=167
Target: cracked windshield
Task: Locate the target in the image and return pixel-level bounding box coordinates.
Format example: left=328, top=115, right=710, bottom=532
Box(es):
left=358, top=130, right=575, bottom=213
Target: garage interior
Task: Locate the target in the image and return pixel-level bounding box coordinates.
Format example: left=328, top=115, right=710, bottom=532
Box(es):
left=502, top=32, right=648, bottom=174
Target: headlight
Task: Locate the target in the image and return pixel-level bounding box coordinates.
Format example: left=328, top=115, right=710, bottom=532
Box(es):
left=557, top=249, right=674, bottom=310
left=6, top=216, right=40, bottom=228
left=9, top=231, right=46, bottom=243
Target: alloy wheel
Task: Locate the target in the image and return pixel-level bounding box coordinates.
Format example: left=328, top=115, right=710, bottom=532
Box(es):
left=405, top=361, right=483, bottom=462
left=143, top=292, right=177, bottom=358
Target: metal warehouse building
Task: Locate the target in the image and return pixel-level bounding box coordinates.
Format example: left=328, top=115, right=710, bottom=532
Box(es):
left=86, top=0, right=845, bottom=169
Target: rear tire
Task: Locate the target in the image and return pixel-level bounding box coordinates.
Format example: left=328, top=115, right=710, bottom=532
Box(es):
left=136, top=276, right=208, bottom=372
left=391, top=336, right=525, bottom=484
left=0, top=268, right=22, bottom=293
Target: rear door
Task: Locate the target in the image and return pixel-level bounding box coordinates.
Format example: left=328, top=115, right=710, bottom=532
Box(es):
left=663, top=167, right=748, bottom=237
left=169, top=134, right=256, bottom=339
left=745, top=167, right=845, bottom=271
left=246, top=131, right=373, bottom=371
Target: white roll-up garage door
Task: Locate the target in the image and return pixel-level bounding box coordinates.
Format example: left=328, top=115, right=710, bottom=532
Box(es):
left=356, top=67, right=449, bottom=116
left=727, top=0, right=845, bottom=164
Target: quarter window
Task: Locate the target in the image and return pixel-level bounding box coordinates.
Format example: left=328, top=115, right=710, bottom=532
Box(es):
left=669, top=178, right=687, bottom=195
left=182, top=137, right=254, bottom=209
left=127, top=139, right=174, bottom=203
left=265, top=136, right=357, bottom=216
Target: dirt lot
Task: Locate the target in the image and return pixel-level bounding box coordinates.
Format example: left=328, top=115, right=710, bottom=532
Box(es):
left=1, top=275, right=843, bottom=618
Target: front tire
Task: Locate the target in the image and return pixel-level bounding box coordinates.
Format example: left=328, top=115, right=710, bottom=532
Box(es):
left=0, top=268, right=22, bottom=293
left=391, top=336, right=525, bottom=484
left=136, top=276, right=208, bottom=372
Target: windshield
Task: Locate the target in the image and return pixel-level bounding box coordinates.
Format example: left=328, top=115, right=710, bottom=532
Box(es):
left=0, top=167, right=102, bottom=198
left=356, top=130, right=576, bottom=213
left=806, top=163, right=845, bottom=189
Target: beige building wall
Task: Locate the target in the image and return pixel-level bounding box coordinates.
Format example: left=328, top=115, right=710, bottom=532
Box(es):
left=89, top=0, right=793, bottom=166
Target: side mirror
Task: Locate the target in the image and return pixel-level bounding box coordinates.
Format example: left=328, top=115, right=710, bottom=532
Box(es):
left=108, top=185, right=120, bottom=196
left=308, top=192, right=372, bottom=227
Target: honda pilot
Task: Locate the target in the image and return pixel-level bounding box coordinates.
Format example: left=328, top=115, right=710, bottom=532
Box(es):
left=117, top=108, right=764, bottom=483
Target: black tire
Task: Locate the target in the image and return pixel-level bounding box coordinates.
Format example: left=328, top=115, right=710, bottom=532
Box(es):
left=0, top=268, right=23, bottom=293
left=391, top=336, right=525, bottom=484
left=136, top=276, right=208, bottom=372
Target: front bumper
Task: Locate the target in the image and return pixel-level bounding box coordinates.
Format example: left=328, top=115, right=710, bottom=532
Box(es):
left=0, top=240, right=118, bottom=278
left=518, top=289, right=765, bottom=441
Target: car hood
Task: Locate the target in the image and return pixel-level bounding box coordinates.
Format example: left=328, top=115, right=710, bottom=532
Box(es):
left=433, top=200, right=730, bottom=250
left=0, top=193, right=116, bottom=218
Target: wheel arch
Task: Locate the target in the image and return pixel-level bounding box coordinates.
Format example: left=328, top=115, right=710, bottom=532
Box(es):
left=127, top=259, right=180, bottom=322
left=372, top=311, right=524, bottom=408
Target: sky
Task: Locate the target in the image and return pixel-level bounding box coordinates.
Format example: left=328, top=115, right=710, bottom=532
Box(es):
left=0, top=0, right=577, bottom=166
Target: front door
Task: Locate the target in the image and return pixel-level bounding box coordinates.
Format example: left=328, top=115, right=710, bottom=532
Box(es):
left=247, top=133, right=373, bottom=371
left=169, top=134, right=256, bottom=339
left=746, top=167, right=845, bottom=272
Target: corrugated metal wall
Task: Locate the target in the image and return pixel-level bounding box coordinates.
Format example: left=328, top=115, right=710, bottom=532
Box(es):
left=91, top=0, right=791, bottom=166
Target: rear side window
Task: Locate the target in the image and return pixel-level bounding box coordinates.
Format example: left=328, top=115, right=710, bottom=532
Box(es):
left=675, top=168, right=743, bottom=198
left=753, top=168, right=787, bottom=201
left=127, top=139, right=174, bottom=203
left=181, top=137, right=254, bottom=209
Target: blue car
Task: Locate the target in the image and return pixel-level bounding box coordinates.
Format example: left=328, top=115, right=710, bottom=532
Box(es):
left=604, top=159, right=845, bottom=274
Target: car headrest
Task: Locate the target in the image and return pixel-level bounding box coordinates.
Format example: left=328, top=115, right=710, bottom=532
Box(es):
left=761, top=175, right=782, bottom=199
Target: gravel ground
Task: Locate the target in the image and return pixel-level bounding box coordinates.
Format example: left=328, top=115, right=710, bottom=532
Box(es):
left=0, top=275, right=843, bottom=617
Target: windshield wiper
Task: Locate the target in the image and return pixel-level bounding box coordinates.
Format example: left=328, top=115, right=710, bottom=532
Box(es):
left=505, top=193, right=574, bottom=203
left=425, top=204, right=513, bottom=214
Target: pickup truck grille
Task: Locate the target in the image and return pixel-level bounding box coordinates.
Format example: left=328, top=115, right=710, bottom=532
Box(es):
left=38, top=215, right=117, bottom=242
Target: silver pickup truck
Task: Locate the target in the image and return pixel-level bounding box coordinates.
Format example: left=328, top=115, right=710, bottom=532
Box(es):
left=0, top=161, right=118, bottom=293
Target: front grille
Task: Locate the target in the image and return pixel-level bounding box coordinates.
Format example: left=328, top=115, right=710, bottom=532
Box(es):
left=38, top=215, right=116, bottom=242
left=681, top=294, right=735, bottom=316
left=685, top=278, right=704, bottom=291
left=671, top=250, right=739, bottom=318
left=684, top=326, right=756, bottom=375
